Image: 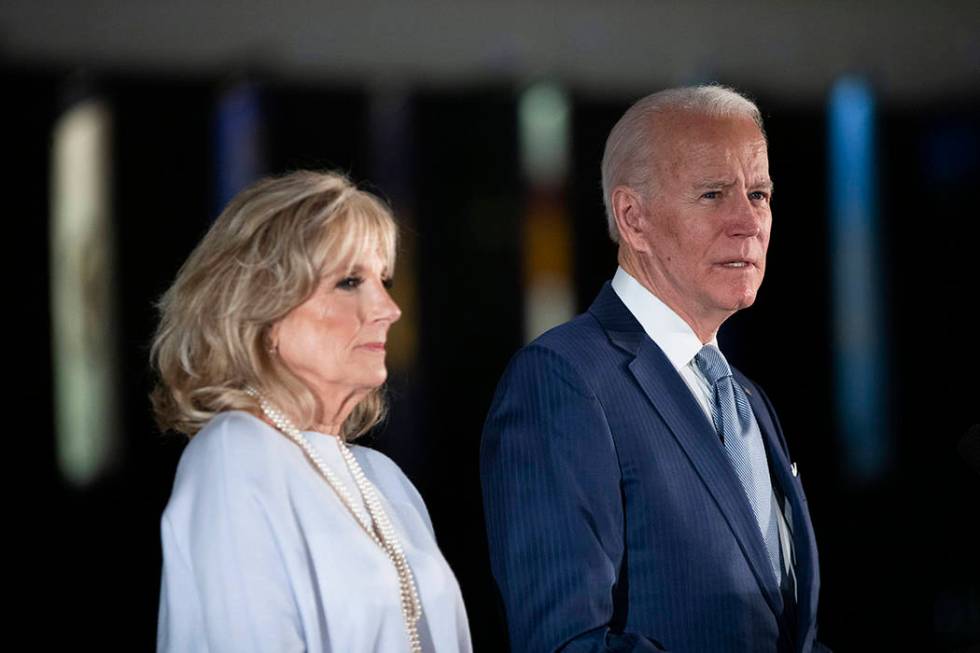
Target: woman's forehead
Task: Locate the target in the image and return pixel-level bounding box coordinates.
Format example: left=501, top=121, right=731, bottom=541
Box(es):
left=324, top=247, right=393, bottom=276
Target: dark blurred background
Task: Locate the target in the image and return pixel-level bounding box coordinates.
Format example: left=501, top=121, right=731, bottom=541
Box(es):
left=4, top=1, right=979, bottom=650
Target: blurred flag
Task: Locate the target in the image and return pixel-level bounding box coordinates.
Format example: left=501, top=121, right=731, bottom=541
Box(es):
left=519, top=82, right=575, bottom=342
left=213, top=82, right=265, bottom=216
left=51, top=97, right=120, bottom=486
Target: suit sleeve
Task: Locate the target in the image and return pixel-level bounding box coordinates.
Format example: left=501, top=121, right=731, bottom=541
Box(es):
left=157, top=422, right=305, bottom=653
left=480, top=345, right=666, bottom=652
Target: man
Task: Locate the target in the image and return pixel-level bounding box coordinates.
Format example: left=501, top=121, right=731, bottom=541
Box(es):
left=481, top=86, right=827, bottom=652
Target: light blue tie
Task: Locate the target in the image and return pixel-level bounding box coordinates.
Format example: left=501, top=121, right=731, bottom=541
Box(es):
left=694, top=345, right=781, bottom=581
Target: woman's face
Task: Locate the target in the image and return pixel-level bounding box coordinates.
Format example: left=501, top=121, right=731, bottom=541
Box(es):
left=272, top=249, right=401, bottom=414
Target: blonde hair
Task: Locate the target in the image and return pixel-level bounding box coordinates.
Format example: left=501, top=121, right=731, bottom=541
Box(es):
left=150, top=170, right=397, bottom=440
left=601, top=84, right=765, bottom=242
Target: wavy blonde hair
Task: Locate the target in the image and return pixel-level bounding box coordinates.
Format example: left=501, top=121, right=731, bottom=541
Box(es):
left=150, top=170, right=397, bottom=440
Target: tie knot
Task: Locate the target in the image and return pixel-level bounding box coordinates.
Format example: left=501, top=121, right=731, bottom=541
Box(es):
left=693, top=345, right=732, bottom=385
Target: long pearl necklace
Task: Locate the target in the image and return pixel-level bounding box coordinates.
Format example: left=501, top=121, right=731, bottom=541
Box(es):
left=246, top=389, right=423, bottom=652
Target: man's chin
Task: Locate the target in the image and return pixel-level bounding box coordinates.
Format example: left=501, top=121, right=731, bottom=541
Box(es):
left=718, top=288, right=760, bottom=313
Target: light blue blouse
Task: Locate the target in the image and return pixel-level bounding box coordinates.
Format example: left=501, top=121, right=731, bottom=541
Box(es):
left=158, top=411, right=472, bottom=652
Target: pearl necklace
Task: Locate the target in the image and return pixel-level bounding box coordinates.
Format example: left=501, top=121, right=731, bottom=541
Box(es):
left=246, top=389, right=423, bottom=652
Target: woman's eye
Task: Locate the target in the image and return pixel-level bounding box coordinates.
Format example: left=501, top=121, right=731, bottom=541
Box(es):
left=382, top=277, right=394, bottom=290
left=336, top=276, right=363, bottom=290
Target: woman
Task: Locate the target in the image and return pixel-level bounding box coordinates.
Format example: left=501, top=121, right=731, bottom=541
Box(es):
left=152, top=171, right=471, bottom=652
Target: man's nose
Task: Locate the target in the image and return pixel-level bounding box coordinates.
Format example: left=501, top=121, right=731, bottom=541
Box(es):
left=728, top=194, right=763, bottom=237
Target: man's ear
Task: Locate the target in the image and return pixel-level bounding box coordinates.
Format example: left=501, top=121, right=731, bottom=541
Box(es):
left=611, top=185, right=650, bottom=253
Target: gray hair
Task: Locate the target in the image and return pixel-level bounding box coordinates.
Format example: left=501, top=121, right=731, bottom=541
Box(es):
left=600, top=84, right=764, bottom=242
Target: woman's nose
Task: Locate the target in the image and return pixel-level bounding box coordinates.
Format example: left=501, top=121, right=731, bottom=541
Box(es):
left=373, top=286, right=402, bottom=324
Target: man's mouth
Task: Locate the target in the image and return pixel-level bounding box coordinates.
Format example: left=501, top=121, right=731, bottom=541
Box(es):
left=718, top=260, right=753, bottom=269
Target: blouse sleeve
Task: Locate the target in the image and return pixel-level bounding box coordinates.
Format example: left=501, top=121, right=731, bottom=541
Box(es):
left=157, top=415, right=306, bottom=653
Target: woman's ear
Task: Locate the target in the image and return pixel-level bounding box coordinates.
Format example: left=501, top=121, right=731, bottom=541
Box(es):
left=265, top=324, right=280, bottom=355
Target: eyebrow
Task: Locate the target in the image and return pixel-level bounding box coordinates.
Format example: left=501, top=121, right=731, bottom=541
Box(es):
left=694, top=178, right=737, bottom=189
left=332, top=262, right=393, bottom=278
left=694, top=178, right=775, bottom=192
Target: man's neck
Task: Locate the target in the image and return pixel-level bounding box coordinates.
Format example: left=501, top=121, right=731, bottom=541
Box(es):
left=618, top=252, right=726, bottom=344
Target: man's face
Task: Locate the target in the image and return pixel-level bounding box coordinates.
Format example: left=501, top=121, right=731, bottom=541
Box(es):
left=632, top=112, right=772, bottom=332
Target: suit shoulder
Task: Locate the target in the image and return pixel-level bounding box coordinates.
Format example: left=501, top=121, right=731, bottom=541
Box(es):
left=495, top=313, right=614, bottom=400
left=525, top=312, right=608, bottom=358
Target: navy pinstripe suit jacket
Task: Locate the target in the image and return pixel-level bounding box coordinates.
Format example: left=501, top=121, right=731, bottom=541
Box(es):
left=481, top=283, right=823, bottom=653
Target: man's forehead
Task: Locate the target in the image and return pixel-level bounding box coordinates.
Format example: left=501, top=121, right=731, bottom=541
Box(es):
left=659, top=139, right=769, bottom=175
left=659, top=119, right=766, bottom=160
left=651, top=111, right=765, bottom=146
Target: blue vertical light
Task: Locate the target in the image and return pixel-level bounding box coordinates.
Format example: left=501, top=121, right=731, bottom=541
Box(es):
left=213, top=83, right=265, bottom=216
left=829, top=78, right=888, bottom=481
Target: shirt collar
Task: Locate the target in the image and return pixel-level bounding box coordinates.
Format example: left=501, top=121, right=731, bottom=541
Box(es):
left=611, top=266, right=717, bottom=372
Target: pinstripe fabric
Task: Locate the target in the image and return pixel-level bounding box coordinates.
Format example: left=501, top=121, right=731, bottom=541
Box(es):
left=694, top=345, right=783, bottom=582
left=481, top=283, right=822, bottom=653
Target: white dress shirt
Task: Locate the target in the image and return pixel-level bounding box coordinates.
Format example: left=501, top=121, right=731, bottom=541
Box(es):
left=611, top=267, right=719, bottom=420
left=611, top=267, right=796, bottom=592
left=158, top=411, right=473, bottom=652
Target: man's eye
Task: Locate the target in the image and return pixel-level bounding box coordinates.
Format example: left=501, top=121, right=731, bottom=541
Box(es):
left=749, top=191, right=769, bottom=201
left=701, top=191, right=720, bottom=200
left=336, top=276, right=363, bottom=290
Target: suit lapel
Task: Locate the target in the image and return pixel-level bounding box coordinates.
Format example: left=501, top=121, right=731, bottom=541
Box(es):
left=737, top=371, right=820, bottom=648
left=628, top=342, right=785, bottom=617
left=590, top=285, right=785, bottom=617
